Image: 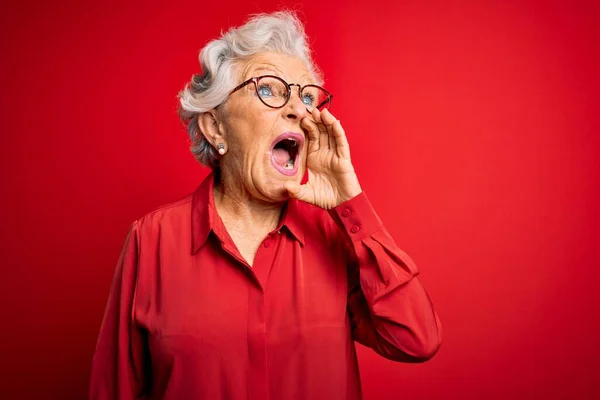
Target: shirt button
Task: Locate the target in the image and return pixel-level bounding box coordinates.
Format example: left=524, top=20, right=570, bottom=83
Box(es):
left=350, top=225, right=360, bottom=233
left=277, top=230, right=282, bottom=234
left=342, top=208, right=351, bottom=217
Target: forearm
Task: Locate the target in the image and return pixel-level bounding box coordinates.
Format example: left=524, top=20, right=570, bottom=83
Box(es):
left=329, top=192, right=442, bottom=361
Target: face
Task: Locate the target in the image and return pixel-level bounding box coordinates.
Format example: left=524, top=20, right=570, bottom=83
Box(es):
left=211, top=52, right=314, bottom=203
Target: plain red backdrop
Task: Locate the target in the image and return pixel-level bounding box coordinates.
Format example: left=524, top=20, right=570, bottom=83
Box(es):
left=1, top=0, right=599, bottom=399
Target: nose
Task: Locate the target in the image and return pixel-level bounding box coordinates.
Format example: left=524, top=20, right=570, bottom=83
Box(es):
left=282, top=84, right=308, bottom=121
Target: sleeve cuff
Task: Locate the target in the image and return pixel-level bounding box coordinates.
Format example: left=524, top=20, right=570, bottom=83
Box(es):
left=328, top=192, right=384, bottom=242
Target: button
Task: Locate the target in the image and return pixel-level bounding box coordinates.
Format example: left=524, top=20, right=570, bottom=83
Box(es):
left=350, top=225, right=360, bottom=233
left=277, top=230, right=282, bottom=234
left=341, top=208, right=351, bottom=217
left=264, top=240, right=271, bottom=248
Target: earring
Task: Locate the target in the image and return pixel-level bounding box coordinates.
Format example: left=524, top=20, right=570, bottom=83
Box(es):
left=217, top=143, right=225, bottom=155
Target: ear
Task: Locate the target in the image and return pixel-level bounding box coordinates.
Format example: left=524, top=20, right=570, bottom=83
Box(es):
left=197, top=111, right=226, bottom=151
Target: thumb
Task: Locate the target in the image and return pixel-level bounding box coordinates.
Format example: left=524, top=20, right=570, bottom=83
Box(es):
left=284, top=181, right=312, bottom=202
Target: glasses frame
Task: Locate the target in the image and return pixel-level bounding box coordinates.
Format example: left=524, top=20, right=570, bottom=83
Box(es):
left=229, top=75, right=333, bottom=111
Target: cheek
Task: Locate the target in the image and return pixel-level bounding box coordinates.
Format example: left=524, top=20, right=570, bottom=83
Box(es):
left=224, top=107, right=280, bottom=162
left=241, top=120, right=276, bottom=155
left=230, top=131, right=270, bottom=169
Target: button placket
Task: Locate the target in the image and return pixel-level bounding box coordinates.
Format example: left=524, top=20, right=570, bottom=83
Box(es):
left=264, top=233, right=274, bottom=248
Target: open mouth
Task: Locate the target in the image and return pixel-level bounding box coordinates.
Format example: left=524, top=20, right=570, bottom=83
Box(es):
left=270, top=132, right=304, bottom=176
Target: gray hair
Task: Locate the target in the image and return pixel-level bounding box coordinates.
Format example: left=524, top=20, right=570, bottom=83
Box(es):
left=177, top=11, right=323, bottom=169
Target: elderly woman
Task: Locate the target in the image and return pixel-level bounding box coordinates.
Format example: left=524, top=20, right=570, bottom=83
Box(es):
left=90, top=11, right=441, bottom=400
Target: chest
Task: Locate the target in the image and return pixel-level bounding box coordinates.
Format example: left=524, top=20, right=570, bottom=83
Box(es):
left=228, top=231, right=263, bottom=266
left=135, top=231, right=350, bottom=331
left=140, top=240, right=354, bottom=398
left=224, top=222, right=279, bottom=267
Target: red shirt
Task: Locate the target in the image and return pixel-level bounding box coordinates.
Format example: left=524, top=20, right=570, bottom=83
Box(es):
left=90, top=173, right=442, bottom=400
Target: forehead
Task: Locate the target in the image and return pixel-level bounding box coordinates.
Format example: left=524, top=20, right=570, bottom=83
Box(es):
left=240, top=52, right=314, bottom=84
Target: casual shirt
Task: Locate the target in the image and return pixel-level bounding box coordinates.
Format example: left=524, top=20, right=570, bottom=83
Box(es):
left=90, top=172, right=442, bottom=400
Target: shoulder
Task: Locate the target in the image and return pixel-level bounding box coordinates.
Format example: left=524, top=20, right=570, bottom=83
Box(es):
left=134, top=194, right=193, bottom=237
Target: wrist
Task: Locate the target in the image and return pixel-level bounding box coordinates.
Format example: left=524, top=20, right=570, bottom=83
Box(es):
left=342, top=185, right=362, bottom=202
left=335, top=181, right=362, bottom=207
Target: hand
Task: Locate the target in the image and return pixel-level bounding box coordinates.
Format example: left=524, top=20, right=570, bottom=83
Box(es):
left=284, top=108, right=362, bottom=209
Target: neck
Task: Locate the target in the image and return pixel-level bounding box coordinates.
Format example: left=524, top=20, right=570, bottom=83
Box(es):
left=213, top=170, right=283, bottom=235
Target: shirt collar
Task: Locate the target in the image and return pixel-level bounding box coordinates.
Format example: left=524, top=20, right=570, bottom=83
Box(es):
left=276, top=196, right=306, bottom=247
left=191, top=172, right=305, bottom=254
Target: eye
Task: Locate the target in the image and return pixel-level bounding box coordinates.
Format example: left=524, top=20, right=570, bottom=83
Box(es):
left=257, top=83, right=274, bottom=98
left=302, top=92, right=316, bottom=106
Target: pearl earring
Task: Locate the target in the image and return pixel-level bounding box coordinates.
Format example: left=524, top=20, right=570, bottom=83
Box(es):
left=217, top=143, right=225, bottom=155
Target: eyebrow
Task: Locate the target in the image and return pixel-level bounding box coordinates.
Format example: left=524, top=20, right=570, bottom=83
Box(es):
left=252, top=65, right=285, bottom=77
left=250, top=66, right=314, bottom=86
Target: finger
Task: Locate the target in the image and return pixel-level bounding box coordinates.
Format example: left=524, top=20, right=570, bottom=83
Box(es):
left=320, top=107, right=338, bottom=127
left=321, top=109, right=350, bottom=159
left=328, top=123, right=335, bottom=150
left=312, top=108, right=330, bottom=150
left=331, top=120, right=350, bottom=158
left=320, top=124, right=331, bottom=150
left=320, top=109, right=337, bottom=150
left=311, top=106, right=323, bottom=124
left=300, top=117, right=320, bottom=153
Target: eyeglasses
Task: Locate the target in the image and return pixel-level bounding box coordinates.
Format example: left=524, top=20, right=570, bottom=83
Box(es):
left=229, top=75, right=333, bottom=111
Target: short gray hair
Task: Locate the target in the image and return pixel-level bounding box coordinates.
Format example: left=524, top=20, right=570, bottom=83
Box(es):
left=177, top=11, right=323, bottom=169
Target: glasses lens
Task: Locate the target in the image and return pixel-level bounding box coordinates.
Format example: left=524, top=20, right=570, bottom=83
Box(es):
left=302, top=85, right=330, bottom=111
left=256, top=77, right=289, bottom=108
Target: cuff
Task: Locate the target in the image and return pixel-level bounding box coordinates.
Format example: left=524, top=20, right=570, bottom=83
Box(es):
left=328, top=192, right=384, bottom=243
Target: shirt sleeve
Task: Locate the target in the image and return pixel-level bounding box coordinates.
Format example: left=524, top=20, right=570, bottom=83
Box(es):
left=89, top=221, right=150, bottom=399
left=328, top=192, right=442, bottom=362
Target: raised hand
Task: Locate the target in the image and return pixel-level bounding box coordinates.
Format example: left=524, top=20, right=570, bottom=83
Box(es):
left=284, top=108, right=362, bottom=209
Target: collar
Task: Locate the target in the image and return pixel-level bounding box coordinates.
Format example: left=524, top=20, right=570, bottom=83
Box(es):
left=191, top=172, right=305, bottom=254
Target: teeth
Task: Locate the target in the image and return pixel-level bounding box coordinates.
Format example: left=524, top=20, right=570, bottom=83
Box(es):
left=284, top=160, right=294, bottom=169
left=286, top=138, right=298, bottom=147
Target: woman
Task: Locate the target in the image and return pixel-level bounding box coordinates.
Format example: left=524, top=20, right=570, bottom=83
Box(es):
left=90, top=11, right=442, bottom=400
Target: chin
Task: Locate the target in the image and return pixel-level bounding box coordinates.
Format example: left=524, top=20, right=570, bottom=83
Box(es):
left=262, top=185, right=290, bottom=203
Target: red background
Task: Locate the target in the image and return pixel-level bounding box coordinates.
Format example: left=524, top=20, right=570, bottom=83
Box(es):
left=1, top=0, right=599, bottom=399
